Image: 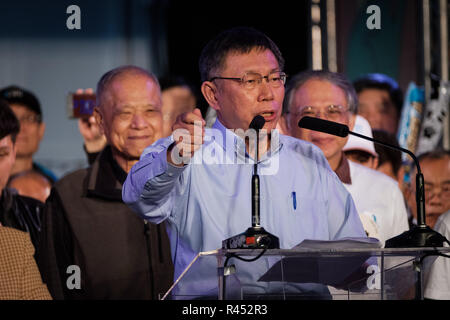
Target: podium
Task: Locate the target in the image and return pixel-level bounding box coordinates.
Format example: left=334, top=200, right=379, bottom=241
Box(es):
left=160, top=247, right=450, bottom=300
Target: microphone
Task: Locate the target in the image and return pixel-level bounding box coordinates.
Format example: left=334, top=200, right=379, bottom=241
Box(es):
left=298, top=116, right=349, bottom=137
left=249, top=114, right=265, bottom=131
left=249, top=115, right=265, bottom=228
left=298, top=116, right=446, bottom=248
left=222, top=116, right=280, bottom=249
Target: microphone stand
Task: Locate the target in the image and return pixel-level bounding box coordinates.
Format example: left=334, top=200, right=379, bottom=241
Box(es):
left=299, top=116, right=449, bottom=300
left=298, top=116, right=446, bottom=248
left=349, top=131, right=445, bottom=248
left=222, top=126, right=280, bottom=249
left=252, top=129, right=261, bottom=228
left=350, top=131, right=448, bottom=300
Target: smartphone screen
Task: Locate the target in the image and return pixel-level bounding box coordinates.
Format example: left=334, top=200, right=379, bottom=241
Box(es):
left=67, top=92, right=96, bottom=118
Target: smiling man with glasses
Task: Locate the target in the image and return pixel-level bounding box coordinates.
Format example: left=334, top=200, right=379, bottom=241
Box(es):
left=407, top=149, right=450, bottom=229
left=281, top=70, right=409, bottom=246
left=282, top=71, right=357, bottom=171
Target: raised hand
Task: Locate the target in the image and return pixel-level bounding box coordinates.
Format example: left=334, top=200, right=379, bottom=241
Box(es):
left=75, top=88, right=107, bottom=153
left=168, top=108, right=205, bottom=167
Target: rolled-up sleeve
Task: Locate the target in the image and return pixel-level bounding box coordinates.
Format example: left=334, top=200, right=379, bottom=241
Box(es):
left=122, top=137, right=187, bottom=224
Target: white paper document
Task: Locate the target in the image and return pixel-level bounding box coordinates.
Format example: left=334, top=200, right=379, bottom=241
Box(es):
left=294, top=237, right=382, bottom=250
left=258, top=237, right=381, bottom=287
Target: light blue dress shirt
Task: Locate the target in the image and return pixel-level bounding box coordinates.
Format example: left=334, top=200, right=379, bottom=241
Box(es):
left=123, top=119, right=366, bottom=298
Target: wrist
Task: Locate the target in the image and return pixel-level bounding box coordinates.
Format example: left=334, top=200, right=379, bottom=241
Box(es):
left=84, top=137, right=107, bottom=153
left=167, top=143, right=188, bottom=168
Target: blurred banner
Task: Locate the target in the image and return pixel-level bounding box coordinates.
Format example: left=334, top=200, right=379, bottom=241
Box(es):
left=397, top=83, right=425, bottom=161
left=416, top=81, right=450, bottom=155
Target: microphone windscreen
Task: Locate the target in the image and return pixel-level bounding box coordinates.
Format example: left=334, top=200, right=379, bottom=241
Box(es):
left=298, top=116, right=349, bottom=137
left=249, top=115, right=266, bottom=130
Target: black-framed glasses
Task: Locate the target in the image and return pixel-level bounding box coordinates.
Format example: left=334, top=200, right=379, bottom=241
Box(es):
left=209, top=71, right=287, bottom=90
left=17, top=114, right=41, bottom=124
left=424, top=182, right=450, bottom=199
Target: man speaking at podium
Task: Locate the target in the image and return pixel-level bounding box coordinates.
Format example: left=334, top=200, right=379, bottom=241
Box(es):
left=123, top=27, right=367, bottom=299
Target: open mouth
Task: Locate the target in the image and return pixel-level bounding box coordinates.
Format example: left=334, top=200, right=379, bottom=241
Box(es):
left=259, top=111, right=276, bottom=121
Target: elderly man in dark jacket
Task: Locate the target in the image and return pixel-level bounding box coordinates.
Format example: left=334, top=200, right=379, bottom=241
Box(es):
left=37, top=66, right=174, bottom=300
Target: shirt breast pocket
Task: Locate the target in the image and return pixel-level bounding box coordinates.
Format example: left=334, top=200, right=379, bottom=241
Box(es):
left=284, top=193, right=328, bottom=243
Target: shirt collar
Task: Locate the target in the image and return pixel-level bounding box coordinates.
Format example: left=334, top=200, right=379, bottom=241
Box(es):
left=334, top=153, right=352, bottom=184
left=211, top=118, right=283, bottom=164
left=86, top=146, right=126, bottom=200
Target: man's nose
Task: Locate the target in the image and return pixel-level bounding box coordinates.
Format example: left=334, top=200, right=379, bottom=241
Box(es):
left=258, top=79, right=275, bottom=101
left=313, top=110, right=327, bottom=120
left=428, top=191, right=442, bottom=200
left=130, top=113, right=149, bottom=129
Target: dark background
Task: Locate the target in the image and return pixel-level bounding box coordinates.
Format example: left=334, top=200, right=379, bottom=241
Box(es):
left=2, top=0, right=445, bottom=177
left=162, top=0, right=309, bottom=112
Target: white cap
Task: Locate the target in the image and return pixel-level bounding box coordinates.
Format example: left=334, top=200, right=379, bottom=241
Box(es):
left=343, top=115, right=378, bottom=157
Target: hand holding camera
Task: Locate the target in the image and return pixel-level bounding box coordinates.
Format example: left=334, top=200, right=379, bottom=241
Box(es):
left=69, top=88, right=107, bottom=153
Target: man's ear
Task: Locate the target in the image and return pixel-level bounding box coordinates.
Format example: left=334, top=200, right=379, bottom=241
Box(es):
left=11, top=141, right=17, bottom=161
left=93, top=107, right=105, bottom=135
left=397, top=165, right=405, bottom=190
left=201, top=81, right=220, bottom=112
left=38, top=122, right=46, bottom=142
left=372, top=157, right=379, bottom=170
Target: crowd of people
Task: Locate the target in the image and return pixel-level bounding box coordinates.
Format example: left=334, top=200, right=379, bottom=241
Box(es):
left=0, top=26, right=449, bottom=300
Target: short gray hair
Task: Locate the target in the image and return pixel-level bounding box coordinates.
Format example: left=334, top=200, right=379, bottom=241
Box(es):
left=96, top=65, right=160, bottom=107
left=282, top=70, right=358, bottom=115
left=418, top=149, right=450, bottom=162
left=199, top=26, right=285, bottom=83
left=411, top=149, right=450, bottom=175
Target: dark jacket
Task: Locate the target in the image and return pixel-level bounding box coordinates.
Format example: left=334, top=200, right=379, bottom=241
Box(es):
left=0, top=187, right=43, bottom=249
left=37, top=146, right=174, bottom=300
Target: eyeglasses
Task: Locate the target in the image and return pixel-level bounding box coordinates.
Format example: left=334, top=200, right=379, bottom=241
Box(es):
left=210, top=71, right=287, bottom=90
left=424, top=183, right=450, bottom=199
left=291, top=105, right=349, bottom=122
left=17, top=114, right=41, bottom=124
